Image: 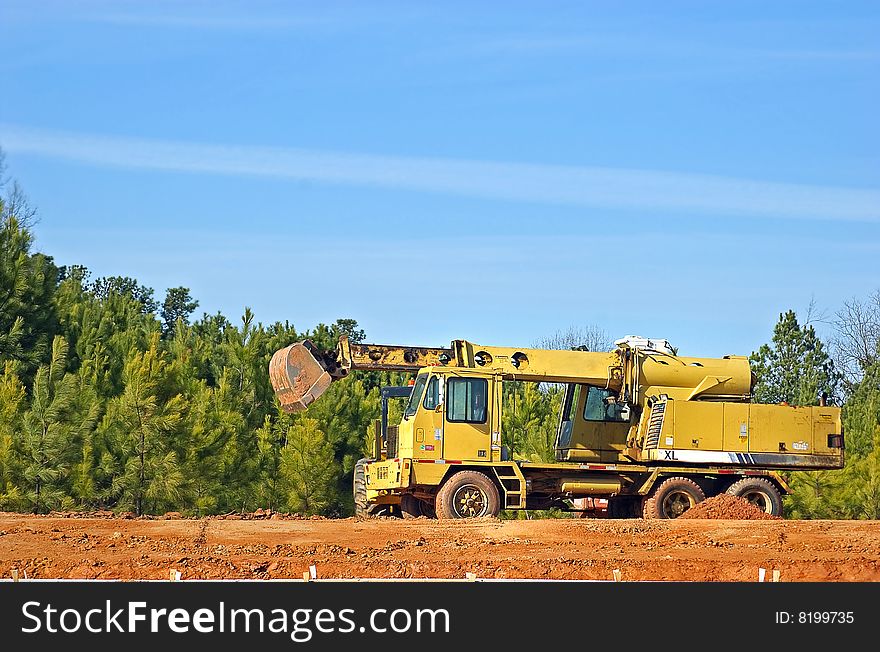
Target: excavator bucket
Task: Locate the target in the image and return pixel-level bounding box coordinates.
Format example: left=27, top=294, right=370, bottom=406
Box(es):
left=269, top=341, right=335, bottom=413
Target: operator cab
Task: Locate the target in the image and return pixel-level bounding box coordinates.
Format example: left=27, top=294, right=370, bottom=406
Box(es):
left=556, top=384, right=631, bottom=463
left=399, top=370, right=496, bottom=463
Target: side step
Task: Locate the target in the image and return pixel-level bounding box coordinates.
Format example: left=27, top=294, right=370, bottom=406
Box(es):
left=494, top=471, right=524, bottom=509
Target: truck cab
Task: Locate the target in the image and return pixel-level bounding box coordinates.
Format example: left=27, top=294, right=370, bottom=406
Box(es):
left=555, top=384, right=632, bottom=464
left=392, top=369, right=501, bottom=464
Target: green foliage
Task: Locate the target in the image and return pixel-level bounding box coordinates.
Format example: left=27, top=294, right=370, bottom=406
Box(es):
left=161, top=287, right=199, bottom=338
left=0, top=212, right=59, bottom=377
left=301, top=376, right=381, bottom=513
left=100, top=335, right=185, bottom=515
left=502, top=381, right=562, bottom=462
left=279, top=418, right=338, bottom=515
left=750, top=310, right=840, bottom=406
left=0, top=361, right=26, bottom=509
left=18, top=337, right=98, bottom=512
left=835, top=361, right=880, bottom=519
left=90, top=276, right=158, bottom=314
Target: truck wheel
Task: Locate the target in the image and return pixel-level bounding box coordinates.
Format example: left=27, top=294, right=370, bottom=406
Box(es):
left=353, top=458, right=371, bottom=517
left=401, top=494, right=436, bottom=519
left=435, top=471, right=501, bottom=519
left=726, top=477, right=783, bottom=517
left=354, top=458, right=393, bottom=518
left=643, top=477, right=705, bottom=519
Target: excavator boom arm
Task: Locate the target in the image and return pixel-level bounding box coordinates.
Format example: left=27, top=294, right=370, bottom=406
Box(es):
left=269, top=336, right=621, bottom=413
left=270, top=337, right=459, bottom=412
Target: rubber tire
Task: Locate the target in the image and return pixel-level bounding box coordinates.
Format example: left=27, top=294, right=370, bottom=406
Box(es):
left=643, top=477, right=705, bottom=519
left=435, top=470, right=501, bottom=520
left=400, top=494, right=436, bottom=519
left=353, top=458, right=371, bottom=517
left=725, top=477, right=783, bottom=517
left=353, top=458, right=394, bottom=518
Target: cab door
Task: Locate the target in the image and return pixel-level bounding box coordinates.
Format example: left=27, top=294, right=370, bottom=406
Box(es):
left=442, top=375, right=492, bottom=462
left=415, top=375, right=443, bottom=460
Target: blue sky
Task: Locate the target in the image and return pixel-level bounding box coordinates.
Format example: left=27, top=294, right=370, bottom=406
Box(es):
left=1, top=0, right=878, bottom=357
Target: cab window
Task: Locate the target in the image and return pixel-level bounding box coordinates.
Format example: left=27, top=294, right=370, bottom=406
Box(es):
left=583, top=386, right=628, bottom=422
left=423, top=376, right=439, bottom=410
left=563, top=384, right=582, bottom=422
left=404, top=374, right=428, bottom=417
left=446, top=377, right=488, bottom=423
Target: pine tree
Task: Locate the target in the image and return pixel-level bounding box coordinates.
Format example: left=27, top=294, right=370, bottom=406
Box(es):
left=68, top=356, right=104, bottom=507
left=302, top=376, right=380, bottom=513
left=0, top=361, right=26, bottom=509
left=0, top=212, right=58, bottom=377
left=836, top=360, right=880, bottom=518
left=255, top=413, right=286, bottom=512
left=750, top=310, right=840, bottom=406
left=178, top=377, right=247, bottom=515
left=102, top=335, right=184, bottom=515
left=503, top=381, right=561, bottom=462
left=18, top=337, right=96, bottom=512
left=160, top=287, right=199, bottom=338
left=279, top=417, right=338, bottom=515
left=785, top=471, right=845, bottom=519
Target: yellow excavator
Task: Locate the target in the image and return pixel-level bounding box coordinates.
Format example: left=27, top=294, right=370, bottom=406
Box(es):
left=269, top=335, right=844, bottom=519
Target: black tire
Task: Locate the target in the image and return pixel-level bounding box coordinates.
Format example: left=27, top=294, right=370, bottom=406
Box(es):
left=643, top=477, right=705, bottom=519
left=353, top=458, right=371, bottom=517
left=726, top=477, right=783, bottom=517
left=400, top=493, right=436, bottom=519
left=435, top=470, right=501, bottom=520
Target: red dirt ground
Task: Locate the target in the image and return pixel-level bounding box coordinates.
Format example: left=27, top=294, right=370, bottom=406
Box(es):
left=2, top=512, right=878, bottom=582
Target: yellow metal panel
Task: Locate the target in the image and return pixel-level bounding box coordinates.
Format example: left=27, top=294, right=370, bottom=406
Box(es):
left=810, top=407, right=841, bottom=455
left=410, top=462, right=451, bottom=485
left=561, top=448, right=602, bottom=462
left=749, top=404, right=814, bottom=454
left=671, top=401, right=724, bottom=451
left=596, top=422, right=630, bottom=462
left=723, top=403, right=750, bottom=452
left=365, top=459, right=406, bottom=490
left=745, top=404, right=841, bottom=458
left=396, top=417, right=415, bottom=460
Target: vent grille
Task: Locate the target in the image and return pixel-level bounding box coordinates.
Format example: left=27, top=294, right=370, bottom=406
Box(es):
left=644, top=402, right=666, bottom=449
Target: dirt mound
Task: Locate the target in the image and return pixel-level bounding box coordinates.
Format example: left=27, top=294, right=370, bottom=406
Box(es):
left=680, top=494, right=781, bottom=520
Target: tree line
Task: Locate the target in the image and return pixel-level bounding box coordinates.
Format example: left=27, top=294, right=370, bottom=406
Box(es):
left=1, top=156, right=878, bottom=518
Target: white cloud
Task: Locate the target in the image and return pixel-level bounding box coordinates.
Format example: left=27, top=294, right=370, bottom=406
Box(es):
left=2, top=123, right=878, bottom=222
